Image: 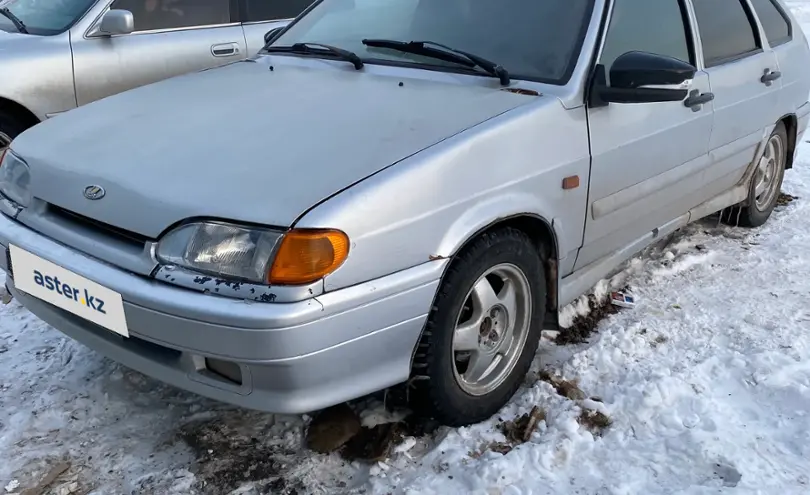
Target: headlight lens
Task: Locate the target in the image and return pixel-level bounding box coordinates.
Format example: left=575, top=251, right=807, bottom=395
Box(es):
left=0, top=150, right=32, bottom=208
left=156, top=221, right=351, bottom=286
left=156, top=222, right=282, bottom=283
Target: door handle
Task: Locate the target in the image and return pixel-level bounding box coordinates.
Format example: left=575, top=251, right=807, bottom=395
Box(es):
left=760, top=68, right=782, bottom=86
left=211, top=42, right=240, bottom=57
left=684, top=89, right=715, bottom=111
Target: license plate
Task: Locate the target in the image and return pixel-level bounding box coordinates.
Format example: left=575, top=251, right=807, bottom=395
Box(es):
left=9, top=245, right=129, bottom=337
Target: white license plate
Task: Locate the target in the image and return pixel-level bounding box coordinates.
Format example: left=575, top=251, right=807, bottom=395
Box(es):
left=9, top=245, right=129, bottom=337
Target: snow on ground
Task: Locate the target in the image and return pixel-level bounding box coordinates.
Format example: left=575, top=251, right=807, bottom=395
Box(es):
left=3, top=6, right=810, bottom=495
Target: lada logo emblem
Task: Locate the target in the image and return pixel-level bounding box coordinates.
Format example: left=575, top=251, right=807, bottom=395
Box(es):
left=83, top=185, right=106, bottom=200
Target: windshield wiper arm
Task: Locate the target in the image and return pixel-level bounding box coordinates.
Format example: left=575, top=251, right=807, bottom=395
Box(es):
left=264, top=42, right=364, bottom=70
left=0, top=7, right=28, bottom=34
left=362, top=38, right=510, bottom=86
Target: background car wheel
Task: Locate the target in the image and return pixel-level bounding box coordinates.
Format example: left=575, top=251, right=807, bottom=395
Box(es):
left=0, top=110, right=31, bottom=153
left=721, top=122, right=788, bottom=228
left=410, top=227, right=546, bottom=427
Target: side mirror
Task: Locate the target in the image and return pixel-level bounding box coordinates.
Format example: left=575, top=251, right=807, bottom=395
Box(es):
left=591, top=51, right=696, bottom=106
left=98, top=9, right=135, bottom=36
left=264, top=27, right=284, bottom=45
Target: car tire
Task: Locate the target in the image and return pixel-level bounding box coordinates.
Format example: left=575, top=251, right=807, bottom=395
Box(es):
left=721, top=122, right=788, bottom=228
left=0, top=110, right=31, bottom=152
left=410, top=227, right=546, bottom=427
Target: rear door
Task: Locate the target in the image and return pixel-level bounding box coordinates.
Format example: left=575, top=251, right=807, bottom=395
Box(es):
left=689, top=0, right=782, bottom=196
left=576, top=0, right=713, bottom=270
left=239, top=0, right=312, bottom=56
left=748, top=0, right=807, bottom=117
left=72, top=0, right=246, bottom=106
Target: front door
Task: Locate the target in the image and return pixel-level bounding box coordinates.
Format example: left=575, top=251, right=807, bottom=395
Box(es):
left=71, top=0, right=246, bottom=106
left=575, top=0, right=714, bottom=270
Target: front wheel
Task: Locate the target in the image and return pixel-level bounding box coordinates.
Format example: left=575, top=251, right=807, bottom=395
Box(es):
left=722, top=122, right=788, bottom=228
left=410, top=227, right=546, bottom=426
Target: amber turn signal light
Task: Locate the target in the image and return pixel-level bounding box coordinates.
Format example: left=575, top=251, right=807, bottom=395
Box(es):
left=268, top=229, right=350, bottom=285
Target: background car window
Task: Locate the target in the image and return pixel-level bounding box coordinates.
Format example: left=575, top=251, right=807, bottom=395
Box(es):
left=599, top=0, right=692, bottom=84
left=111, top=0, right=231, bottom=32
left=242, top=0, right=312, bottom=22
left=749, top=0, right=791, bottom=46
left=0, top=0, right=96, bottom=35
left=692, top=0, right=760, bottom=67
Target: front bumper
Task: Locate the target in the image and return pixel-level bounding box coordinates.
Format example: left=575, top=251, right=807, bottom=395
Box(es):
left=0, top=212, right=444, bottom=414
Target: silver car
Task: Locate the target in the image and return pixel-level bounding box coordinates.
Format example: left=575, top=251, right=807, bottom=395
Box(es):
left=1, top=0, right=809, bottom=426
left=0, top=0, right=309, bottom=151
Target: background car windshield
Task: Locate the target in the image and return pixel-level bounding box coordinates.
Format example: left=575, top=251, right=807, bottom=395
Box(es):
left=0, top=0, right=96, bottom=35
left=271, top=0, right=595, bottom=84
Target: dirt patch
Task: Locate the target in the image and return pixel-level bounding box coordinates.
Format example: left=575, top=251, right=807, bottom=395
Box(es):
left=473, top=406, right=545, bottom=458
left=339, top=413, right=440, bottom=463
left=776, top=193, right=799, bottom=207
left=555, top=293, right=621, bottom=345
left=537, top=370, right=586, bottom=401
left=178, top=414, right=307, bottom=495
left=340, top=422, right=406, bottom=463
left=578, top=409, right=612, bottom=436
left=305, top=404, right=361, bottom=454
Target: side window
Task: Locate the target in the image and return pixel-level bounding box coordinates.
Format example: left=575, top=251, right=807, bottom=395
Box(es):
left=692, top=0, right=760, bottom=67
left=749, top=0, right=792, bottom=46
left=242, top=0, right=312, bottom=22
left=599, top=0, right=692, bottom=83
left=111, top=0, right=231, bottom=32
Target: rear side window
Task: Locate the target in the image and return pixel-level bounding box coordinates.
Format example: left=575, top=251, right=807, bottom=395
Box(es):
left=242, top=0, right=312, bottom=22
left=692, top=0, right=760, bottom=67
left=599, top=0, right=693, bottom=84
left=749, top=0, right=792, bottom=46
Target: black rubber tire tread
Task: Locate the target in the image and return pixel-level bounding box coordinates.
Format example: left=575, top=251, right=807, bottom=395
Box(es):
left=721, top=122, right=788, bottom=228
left=409, top=226, right=546, bottom=427
left=0, top=109, right=30, bottom=147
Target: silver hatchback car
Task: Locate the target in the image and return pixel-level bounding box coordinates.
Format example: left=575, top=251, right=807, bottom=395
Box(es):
left=0, top=0, right=310, bottom=150
left=1, top=0, right=809, bottom=426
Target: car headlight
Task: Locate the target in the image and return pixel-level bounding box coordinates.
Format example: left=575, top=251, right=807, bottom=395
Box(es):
left=0, top=149, right=32, bottom=208
left=156, top=221, right=350, bottom=285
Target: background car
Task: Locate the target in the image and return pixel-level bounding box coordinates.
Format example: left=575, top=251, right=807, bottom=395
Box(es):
left=0, top=0, right=313, bottom=151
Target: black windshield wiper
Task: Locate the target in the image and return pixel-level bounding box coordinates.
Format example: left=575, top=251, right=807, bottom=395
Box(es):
left=264, top=42, right=364, bottom=70
left=0, top=7, right=28, bottom=34
left=362, top=38, right=510, bottom=86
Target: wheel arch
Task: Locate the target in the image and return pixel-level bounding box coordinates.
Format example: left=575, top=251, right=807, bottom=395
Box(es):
left=444, top=213, right=559, bottom=321
left=0, top=96, right=41, bottom=132
left=778, top=113, right=798, bottom=170
left=410, top=213, right=561, bottom=374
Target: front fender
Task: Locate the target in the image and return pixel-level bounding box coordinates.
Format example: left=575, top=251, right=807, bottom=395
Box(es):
left=0, top=33, right=76, bottom=120
left=434, top=192, right=559, bottom=257
left=299, top=97, right=590, bottom=292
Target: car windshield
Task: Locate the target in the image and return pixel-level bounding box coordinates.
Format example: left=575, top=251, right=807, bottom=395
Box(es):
left=0, top=0, right=96, bottom=35
left=270, top=0, right=595, bottom=85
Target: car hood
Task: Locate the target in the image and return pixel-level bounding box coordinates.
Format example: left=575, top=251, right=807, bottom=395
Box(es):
left=11, top=57, right=531, bottom=238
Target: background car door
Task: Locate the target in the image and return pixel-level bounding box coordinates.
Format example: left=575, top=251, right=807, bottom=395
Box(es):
left=239, top=0, right=312, bottom=55
left=689, top=0, right=782, bottom=199
left=71, top=0, right=246, bottom=106
left=575, top=0, right=714, bottom=271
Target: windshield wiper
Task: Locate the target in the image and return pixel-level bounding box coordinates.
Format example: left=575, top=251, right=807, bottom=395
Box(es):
left=0, top=7, right=28, bottom=34
left=362, top=38, right=510, bottom=86
left=264, top=42, right=364, bottom=70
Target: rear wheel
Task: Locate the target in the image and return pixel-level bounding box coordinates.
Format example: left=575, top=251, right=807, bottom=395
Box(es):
left=410, top=227, right=546, bottom=426
left=722, top=122, right=788, bottom=228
